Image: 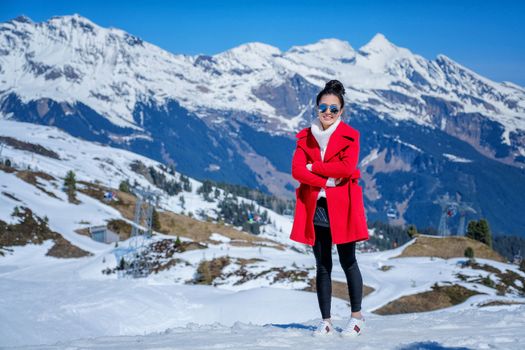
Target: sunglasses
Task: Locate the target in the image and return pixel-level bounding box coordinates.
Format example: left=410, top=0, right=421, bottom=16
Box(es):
left=318, top=103, right=340, bottom=114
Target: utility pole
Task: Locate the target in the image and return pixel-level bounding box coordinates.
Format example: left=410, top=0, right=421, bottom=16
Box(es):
left=125, top=185, right=161, bottom=278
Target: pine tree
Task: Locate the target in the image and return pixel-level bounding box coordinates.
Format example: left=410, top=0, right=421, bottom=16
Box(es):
left=407, top=224, right=418, bottom=238
left=478, top=219, right=493, bottom=248
left=466, top=218, right=493, bottom=248
left=11, top=206, right=20, bottom=217
left=119, top=180, right=131, bottom=193
left=152, top=207, right=161, bottom=231
left=180, top=174, right=192, bottom=192
left=64, top=170, right=77, bottom=202
left=197, top=180, right=214, bottom=202
left=466, top=220, right=479, bottom=241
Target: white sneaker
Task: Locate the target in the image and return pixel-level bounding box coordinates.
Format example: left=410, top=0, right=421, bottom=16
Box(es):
left=312, top=319, right=335, bottom=337
left=340, top=316, right=365, bottom=337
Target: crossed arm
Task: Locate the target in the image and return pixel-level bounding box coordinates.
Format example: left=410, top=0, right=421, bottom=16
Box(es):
left=291, top=146, right=329, bottom=188
left=310, top=138, right=360, bottom=178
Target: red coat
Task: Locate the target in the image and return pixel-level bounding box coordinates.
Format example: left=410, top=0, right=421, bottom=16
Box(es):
left=289, top=121, right=369, bottom=246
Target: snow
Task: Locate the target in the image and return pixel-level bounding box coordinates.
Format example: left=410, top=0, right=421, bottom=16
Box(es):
left=0, top=120, right=294, bottom=252
left=0, top=261, right=337, bottom=346
left=1, top=105, right=525, bottom=348
left=7, top=306, right=523, bottom=350
left=1, top=235, right=525, bottom=348
left=360, top=148, right=380, bottom=167
left=1, top=15, right=524, bottom=137
left=360, top=33, right=396, bottom=53
left=209, top=233, right=231, bottom=243
left=390, top=135, right=423, bottom=153
left=443, top=153, right=473, bottom=163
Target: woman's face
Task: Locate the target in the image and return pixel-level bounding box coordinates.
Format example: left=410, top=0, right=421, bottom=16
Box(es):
left=317, top=94, right=343, bottom=130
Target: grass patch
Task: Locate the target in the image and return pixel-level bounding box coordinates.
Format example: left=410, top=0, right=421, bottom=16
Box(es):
left=46, top=236, right=92, bottom=258
left=468, top=261, right=501, bottom=274
left=236, top=258, right=265, bottom=266
left=0, top=163, right=16, bottom=173
left=193, top=256, right=231, bottom=285
left=158, top=209, right=284, bottom=250
left=459, top=260, right=525, bottom=296
left=228, top=266, right=311, bottom=286
left=395, top=235, right=505, bottom=262
left=107, top=219, right=132, bottom=240
left=101, top=238, right=204, bottom=276
left=15, top=170, right=60, bottom=199
left=274, top=268, right=309, bottom=283
left=191, top=258, right=311, bottom=287
left=77, top=180, right=284, bottom=250
left=0, top=206, right=91, bottom=258
left=478, top=300, right=525, bottom=307
left=0, top=136, right=60, bottom=159
left=149, top=238, right=206, bottom=255
left=373, top=283, right=482, bottom=315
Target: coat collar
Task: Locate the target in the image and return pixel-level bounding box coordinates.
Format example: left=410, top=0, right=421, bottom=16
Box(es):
left=296, top=120, right=358, bottom=162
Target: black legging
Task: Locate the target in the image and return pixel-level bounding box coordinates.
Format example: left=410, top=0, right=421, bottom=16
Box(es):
left=312, top=197, right=363, bottom=319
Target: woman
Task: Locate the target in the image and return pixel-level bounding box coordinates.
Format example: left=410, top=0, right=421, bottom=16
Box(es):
left=289, top=80, right=369, bottom=337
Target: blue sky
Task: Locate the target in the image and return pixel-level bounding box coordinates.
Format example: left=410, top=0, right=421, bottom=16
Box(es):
left=2, top=0, right=525, bottom=86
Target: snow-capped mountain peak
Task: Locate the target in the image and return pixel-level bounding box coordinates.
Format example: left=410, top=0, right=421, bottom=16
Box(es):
left=359, top=33, right=398, bottom=55
left=223, top=42, right=282, bottom=57
left=289, top=38, right=355, bottom=57
left=47, top=13, right=100, bottom=29
left=215, top=42, right=282, bottom=70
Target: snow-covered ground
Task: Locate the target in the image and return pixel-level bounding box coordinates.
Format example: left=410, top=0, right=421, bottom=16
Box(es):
left=1, top=120, right=525, bottom=349
left=2, top=238, right=525, bottom=349
left=6, top=307, right=524, bottom=350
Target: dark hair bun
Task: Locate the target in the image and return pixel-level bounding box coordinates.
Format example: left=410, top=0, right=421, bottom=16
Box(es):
left=316, top=79, right=346, bottom=107
left=325, top=80, right=345, bottom=96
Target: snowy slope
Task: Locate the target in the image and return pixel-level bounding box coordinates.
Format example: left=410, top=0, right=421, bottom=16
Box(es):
left=1, top=119, right=525, bottom=348
left=0, top=120, right=294, bottom=251
left=1, top=233, right=525, bottom=348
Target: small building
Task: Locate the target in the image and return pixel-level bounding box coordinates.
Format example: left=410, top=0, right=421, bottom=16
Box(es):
left=89, top=225, right=120, bottom=244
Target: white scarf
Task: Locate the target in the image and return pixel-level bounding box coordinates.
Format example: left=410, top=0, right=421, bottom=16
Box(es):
left=311, top=117, right=341, bottom=160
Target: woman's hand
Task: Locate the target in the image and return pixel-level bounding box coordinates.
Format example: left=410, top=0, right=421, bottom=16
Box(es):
left=326, top=177, right=344, bottom=187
